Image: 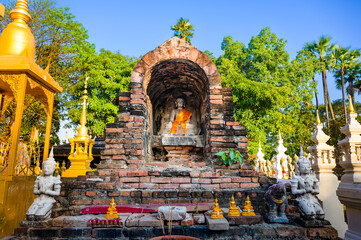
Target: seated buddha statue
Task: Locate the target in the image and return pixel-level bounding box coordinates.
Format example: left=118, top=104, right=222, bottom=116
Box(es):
left=242, top=195, right=256, bottom=216
left=228, top=195, right=241, bottom=217
left=167, top=98, right=200, bottom=135
left=105, top=198, right=119, bottom=219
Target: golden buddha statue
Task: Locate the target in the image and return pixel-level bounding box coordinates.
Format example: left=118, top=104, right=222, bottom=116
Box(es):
left=211, top=198, right=224, bottom=219
left=60, top=161, right=66, bottom=176
left=242, top=195, right=256, bottom=216
left=228, top=195, right=241, bottom=217
left=54, top=162, right=60, bottom=176
left=105, top=198, right=119, bottom=219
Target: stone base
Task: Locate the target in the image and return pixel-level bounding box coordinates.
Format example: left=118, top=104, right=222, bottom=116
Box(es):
left=20, top=220, right=52, bottom=228
left=205, top=215, right=229, bottom=231
left=295, top=217, right=331, bottom=227
left=13, top=224, right=339, bottom=239
left=226, top=214, right=263, bottom=225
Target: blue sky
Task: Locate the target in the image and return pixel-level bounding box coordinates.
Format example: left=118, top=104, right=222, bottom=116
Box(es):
left=53, top=0, right=360, bottom=140
left=54, top=0, right=361, bottom=103
left=3, top=0, right=361, bottom=140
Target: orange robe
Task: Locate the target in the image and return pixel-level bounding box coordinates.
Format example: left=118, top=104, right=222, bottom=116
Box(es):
left=171, top=109, right=192, bottom=134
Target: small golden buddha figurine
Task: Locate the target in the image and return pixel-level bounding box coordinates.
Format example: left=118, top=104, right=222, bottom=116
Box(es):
left=211, top=198, right=224, bottom=219
left=105, top=198, right=119, bottom=219
left=60, top=161, right=66, bottom=175
left=242, top=195, right=256, bottom=216
left=54, top=162, right=60, bottom=176
left=34, top=160, right=41, bottom=176
left=228, top=195, right=241, bottom=217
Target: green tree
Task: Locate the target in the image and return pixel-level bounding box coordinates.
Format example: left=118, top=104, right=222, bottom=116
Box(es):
left=65, top=49, right=138, bottom=137
left=216, top=28, right=314, bottom=158
left=171, top=17, right=194, bottom=44
left=330, top=46, right=360, bottom=123
left=304, top=36, right=336, bottom=133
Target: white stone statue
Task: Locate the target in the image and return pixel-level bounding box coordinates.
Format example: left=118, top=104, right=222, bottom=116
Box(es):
left=273, top=131, right=289, bottom=179
left=255, top=141, right=266, bottom=173
left=26, top=148, right=61, bottom=221
left=291, top=147, right=325, bottom=220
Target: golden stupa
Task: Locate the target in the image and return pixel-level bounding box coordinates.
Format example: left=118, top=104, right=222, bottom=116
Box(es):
left=62, top=76, right=94, bottom=177
left=0, top=0, right=62, bottom=237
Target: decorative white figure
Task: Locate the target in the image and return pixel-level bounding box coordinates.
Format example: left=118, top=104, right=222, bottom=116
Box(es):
left=291, top=147, right=325, bottom=220
left=274, top=131, right=288, bottom=179
left=26, top=148, right=61, bottom=221
left=255, top=141, right=266, bottom=173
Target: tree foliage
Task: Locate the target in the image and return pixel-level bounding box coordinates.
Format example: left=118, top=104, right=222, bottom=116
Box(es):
left=65, top=49, right=138, bottom=136
left=216, top=28, right=315, bottom=158
left=171, top=17, right=194, bottom=44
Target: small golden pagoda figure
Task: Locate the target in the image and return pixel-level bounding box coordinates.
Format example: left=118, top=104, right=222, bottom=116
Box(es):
left=211, top=198, right=224, bottom=219
left=288, top=156, right=295, bottom=178
left=34, top=159, right=41, bottom=176
left=228, top=195, right=241, bottom=217
left=62, top=75, right=94, bottom=177
left=242, top=195, right=256, bottom=216
left=105, top=198, right=119, bottom=219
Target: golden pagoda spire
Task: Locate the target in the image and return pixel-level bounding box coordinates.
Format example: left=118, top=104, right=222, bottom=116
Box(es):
left=75, top=75, right=89, bottom=140
left=278, top=130, right=282, bottom=141
left=0, top=0, right=35, bottom=60
left=258, top=140, right=261, bottom=148
left=316, top=110, right=321, bottom=126
left=348, top=95, right=355, bottom=114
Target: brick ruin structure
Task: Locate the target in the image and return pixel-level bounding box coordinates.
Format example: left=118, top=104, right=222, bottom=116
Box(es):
left=57, top=37, right=273, bottom=216
left=16, top=37, right=339, bottom=240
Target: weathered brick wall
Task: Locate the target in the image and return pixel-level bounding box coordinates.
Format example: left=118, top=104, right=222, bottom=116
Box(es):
left=100, top=37, right=249, bottom=168
left=100, top=92, right=146, bottom=169
left=56, top=166, right=275, bottom=217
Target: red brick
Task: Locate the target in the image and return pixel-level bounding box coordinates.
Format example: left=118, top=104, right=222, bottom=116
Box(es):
left=119, top=177, right=140, bottom=183
left=212, top=178, right=231, bottom=184
left=180, top=184, right=197, bottom=189
left=92, top=198, right=111, bottom=205
left=108, top=192, right=120, bottom=197
left=144, top=163, right=168, bottom=168
left=210, top=119, right=224, bottom=125
left=209, top=94, right=222, bottom=100
left=240, top=183, right=260, bottom=188
left=85, top=191, right=96, bottom=197
left=159, top=184, right=179, bottom=189
left=95, top=183, right=116, bottom=190
left=191, top=178, right=211, bottom=184
left=200, top=172, right=221, bottom=178
left=127, top=170, right=148, bottom=177
left=201, top=184, right=220, bottom=190
left=171, top=178, right=191, bottom=184
left=118, top=170, right=128, bottom=177
left=190, top=171, right=200, bottom=177
left=231, top=177, right=251, bottom=183
left=139, top=183, right=158, bottom=189
left=140, top=176, right=151, bottom=183
left=220, top=183, right=239, bottom=188
left=119, top=191, right=131, bottom=197
left=151, top=177, right=171, bottom=183
left=210, top=100, right=223, bottom=105
left=127, top=183, right=140, bottom=188
left=119, top=96, right=130, bottom=101
left=69, top=199, right=92, bottom=205
left=188, top=162, right=206, bottom=167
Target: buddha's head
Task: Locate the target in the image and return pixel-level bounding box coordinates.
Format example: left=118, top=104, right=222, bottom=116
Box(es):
left=175, top=98, right=185, bottom=109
